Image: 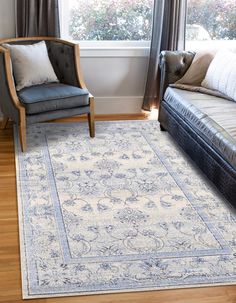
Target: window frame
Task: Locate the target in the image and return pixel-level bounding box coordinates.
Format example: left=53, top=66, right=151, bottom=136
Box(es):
left=185, top=0, right=236, bottom=51
left=59, top=0, right=152, bottom=56
left=185, top=40, right=236, bottom=51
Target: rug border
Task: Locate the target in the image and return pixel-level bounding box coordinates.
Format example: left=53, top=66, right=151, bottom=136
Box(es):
left=22, top=282, right=236, bottom=300
left=14, top=125, right=29, bottom=299
left=13, top=121, right=236, bottom=300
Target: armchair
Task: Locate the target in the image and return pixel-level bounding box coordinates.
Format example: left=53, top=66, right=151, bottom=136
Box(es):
left=0, top=37, right=95, bottom=152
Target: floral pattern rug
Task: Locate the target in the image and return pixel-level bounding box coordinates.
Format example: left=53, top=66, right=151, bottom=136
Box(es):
left=14, top=121, right=236, bottom=299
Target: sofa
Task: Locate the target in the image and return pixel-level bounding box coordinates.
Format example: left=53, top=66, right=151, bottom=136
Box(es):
left=158, top=50, right=236, bottom=207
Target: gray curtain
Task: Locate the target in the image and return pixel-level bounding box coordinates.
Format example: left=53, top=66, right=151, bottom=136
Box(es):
left=142, top=0, right=187, bottom=111
left=16, top=0, right=60, bottom=37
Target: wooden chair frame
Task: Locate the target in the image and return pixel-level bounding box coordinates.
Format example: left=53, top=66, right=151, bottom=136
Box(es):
left=0, top=37, right=95, bottom=152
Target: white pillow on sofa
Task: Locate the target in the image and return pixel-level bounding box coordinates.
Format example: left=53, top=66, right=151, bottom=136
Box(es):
left=4, top=41, right=58, bottom=91
left=201, top=50, right=236, bottom=101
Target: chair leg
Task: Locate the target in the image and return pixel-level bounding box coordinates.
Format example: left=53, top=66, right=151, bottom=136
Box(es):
left=160, top=124, right=166, bottom=131
left=19, top=110, right=26, bottom=152
left=1, top=117, right=9, bottom=130
left=88, top=96, right=95, bottom=138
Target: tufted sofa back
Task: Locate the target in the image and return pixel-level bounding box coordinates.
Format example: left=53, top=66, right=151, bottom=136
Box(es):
left=159, top=51, right=196, bottom=102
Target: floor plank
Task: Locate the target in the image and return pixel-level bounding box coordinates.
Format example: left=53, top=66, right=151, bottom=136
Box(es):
left=0, top=114, right=235, bottom=303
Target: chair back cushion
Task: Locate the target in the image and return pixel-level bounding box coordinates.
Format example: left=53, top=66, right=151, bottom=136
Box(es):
left=3, top=41, right=58, bottom=91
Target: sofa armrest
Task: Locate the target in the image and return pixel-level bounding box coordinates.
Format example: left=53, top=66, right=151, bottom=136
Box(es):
left=159, top=50, right=195, bottom=102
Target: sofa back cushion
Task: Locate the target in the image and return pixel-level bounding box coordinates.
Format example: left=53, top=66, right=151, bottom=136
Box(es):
left=175, top=50, right=216, bottom=86
left=201, top=50, right=236, bottom=102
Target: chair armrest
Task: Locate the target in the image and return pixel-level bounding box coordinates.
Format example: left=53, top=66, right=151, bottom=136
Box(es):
left=46, top=40, right=87, bottom=90
left=159, top=50, right=195, bottom=102
left=0, top=46, right=25, bottom=122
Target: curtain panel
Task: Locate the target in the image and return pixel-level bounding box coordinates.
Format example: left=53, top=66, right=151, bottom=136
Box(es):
left=142, top=0, right=187, bottom=111
left=16, top=0, right=60, bottom=37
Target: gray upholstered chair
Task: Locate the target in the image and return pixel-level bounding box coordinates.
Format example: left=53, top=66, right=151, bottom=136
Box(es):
left=0, top=37, right=95, bottom=152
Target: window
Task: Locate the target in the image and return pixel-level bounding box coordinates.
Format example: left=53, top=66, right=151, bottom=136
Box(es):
left=60, top=0, right=153, bottom=44
left=186, top=0, right=236, bottom=50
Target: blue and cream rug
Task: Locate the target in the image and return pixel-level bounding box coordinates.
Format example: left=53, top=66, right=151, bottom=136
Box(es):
left=14, top=121, right=236, bottom=299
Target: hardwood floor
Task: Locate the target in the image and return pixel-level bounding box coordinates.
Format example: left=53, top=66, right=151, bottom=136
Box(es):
left=0, top=114, right=236, bottom=303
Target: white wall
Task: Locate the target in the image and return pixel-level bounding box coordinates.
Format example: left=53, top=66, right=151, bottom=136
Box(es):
left=81, top=55, right=149, bottom=114
left=0, top=0, right=149, bottom=115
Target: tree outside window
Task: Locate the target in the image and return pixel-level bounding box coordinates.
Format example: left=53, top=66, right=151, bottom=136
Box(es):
left=64, top=0, right=235, bottom=48
left=68, top=0, right=153, bottom=41
left=186, top=0, right=236, bottom=42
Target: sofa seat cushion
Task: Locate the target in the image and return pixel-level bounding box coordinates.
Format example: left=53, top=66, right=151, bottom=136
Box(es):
left=18, top=83, right=89, bottom=114
left=164, top=87, right=236, bottom=169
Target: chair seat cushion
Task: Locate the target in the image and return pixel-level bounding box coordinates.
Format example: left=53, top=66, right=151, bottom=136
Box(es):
left=18, top=83, right=89, bottom=114
left=164, top=87, right=236, bottom=170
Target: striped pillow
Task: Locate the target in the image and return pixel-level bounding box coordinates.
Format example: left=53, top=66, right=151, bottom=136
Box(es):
left=201, top=50, right=236, bottom=102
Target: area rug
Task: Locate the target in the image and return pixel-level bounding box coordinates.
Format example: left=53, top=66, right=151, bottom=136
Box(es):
left=14, top=120, right=236, bottom=299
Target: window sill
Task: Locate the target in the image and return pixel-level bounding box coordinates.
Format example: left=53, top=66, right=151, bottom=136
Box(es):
left=65, top=39, right=150, bottom=57
left=186, top=40, right=236, bottom=51
left=79, top=46, right=150, bottom=58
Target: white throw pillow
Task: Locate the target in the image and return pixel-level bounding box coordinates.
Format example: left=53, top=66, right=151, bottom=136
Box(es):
left=201, top=50, right=236, bottom=101
left=4, top=41, right=58, bottom=91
